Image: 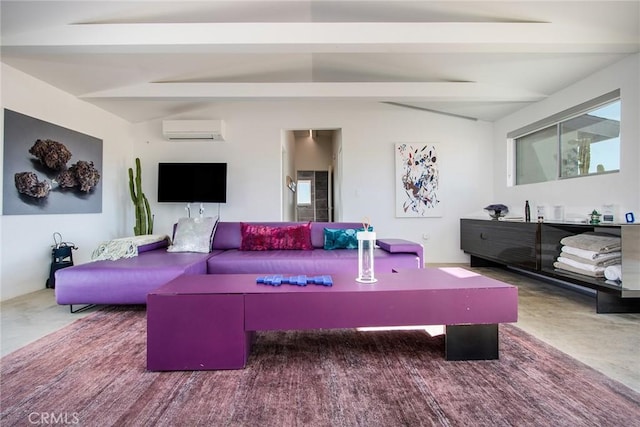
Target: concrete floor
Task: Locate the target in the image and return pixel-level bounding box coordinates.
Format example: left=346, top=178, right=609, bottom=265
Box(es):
left=1, top=266, right=639, bottom=393
left=477, top=266, right=640, bottom=394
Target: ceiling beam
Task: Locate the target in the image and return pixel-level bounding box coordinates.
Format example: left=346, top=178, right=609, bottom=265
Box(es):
left=3, top=22, right=637, bottom=54
left=80, top=81, right=547, bottom=102
left=382, top=102, right=479, bottom=121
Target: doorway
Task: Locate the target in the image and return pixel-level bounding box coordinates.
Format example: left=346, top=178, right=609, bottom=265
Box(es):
left=296, top=170, right=329, bottom=222
left=281, top=129, right=342, bottom=222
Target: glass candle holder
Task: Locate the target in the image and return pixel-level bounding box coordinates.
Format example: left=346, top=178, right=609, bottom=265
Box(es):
left=356, top=230, right=377, bottom=283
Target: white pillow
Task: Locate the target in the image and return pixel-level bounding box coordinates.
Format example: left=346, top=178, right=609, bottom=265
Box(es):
left=167, top=217, right=218, bottom=253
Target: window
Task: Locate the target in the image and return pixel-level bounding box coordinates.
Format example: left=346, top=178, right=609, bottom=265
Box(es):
left=560, top=102, right=620, bottom=177
left=515, top=126, right=558, bottom=185
left=296, top=180, right=312, bottom=205
left=510, top=90, right=620, bottom=185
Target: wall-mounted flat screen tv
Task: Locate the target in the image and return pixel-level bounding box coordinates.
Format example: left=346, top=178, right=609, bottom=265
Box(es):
left=157, top=162, right=227, bottom=203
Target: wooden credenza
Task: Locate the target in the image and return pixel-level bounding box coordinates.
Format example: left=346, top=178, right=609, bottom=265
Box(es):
left=460, top=218, right=640, bottom=313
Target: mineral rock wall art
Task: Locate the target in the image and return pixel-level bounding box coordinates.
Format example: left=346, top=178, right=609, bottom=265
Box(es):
left=29, top=139, right=72, bottom=171
left=3, top=109, right=103, bottom=215
left=14, top=171, right=52, bottom=198
left=15, top=140, right=101, bottom=198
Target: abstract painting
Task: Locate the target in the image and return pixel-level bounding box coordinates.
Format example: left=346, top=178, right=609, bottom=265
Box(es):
left=395, top=143, right=442, bottom=217
left=3, top=109, right=103, bottom=215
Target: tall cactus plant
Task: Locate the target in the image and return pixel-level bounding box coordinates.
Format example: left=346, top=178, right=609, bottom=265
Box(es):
left=128, top=158, right=154, bottom=235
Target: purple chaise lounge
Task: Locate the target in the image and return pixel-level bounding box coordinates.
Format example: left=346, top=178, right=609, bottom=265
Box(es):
left=55, top=245, right=218, bottom=306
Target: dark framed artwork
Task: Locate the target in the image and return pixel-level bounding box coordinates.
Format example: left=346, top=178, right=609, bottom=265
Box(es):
left=2, top=109, right=103, bottom=215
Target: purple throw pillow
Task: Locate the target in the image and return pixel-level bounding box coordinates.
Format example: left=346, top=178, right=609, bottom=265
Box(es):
left=240, top=222, right=313, bottom=251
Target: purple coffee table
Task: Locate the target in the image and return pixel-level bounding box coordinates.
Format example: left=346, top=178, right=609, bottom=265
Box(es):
left=147, top=267, right=518, bottom=371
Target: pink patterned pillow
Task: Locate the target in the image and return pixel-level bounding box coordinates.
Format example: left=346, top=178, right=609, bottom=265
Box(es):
left=240, top=222, right=313, bottom=251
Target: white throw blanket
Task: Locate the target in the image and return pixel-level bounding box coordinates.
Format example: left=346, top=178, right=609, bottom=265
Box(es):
left=92, top=234, right=170, bottom=261
left=560, top=247, right=621, bottom=266
left=559, top=232, right=621, bottom=253
left=554, top=261, right=604, bottom=278
left=556, top=256, right=606, bottom=274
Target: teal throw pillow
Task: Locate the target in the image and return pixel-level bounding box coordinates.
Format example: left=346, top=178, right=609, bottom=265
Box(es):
left=323, top=227, right=372, bottom=250
left=324, top=228, right=358, bottom=250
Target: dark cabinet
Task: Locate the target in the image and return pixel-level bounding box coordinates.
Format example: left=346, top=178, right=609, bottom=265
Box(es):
left=460, top=220, right=538, bottom=269
left=460, top=218, right=640, bottom=313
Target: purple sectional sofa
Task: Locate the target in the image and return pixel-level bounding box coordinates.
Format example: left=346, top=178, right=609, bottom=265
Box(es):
left=207, top=222, right=423, bottom=274
left=55, top=221, right=423, bottom=307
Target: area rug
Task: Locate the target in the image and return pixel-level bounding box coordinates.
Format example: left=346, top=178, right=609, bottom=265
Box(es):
left=1, top=307, right=639, bottom=427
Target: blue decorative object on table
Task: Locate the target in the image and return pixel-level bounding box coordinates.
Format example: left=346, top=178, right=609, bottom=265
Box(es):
left=256, top=275, right=333, bottom=287
left=484, top=204, right=509, bottom=220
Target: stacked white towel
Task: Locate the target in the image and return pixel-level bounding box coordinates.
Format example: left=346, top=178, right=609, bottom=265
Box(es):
left=553, top=232, right=622, bottom=281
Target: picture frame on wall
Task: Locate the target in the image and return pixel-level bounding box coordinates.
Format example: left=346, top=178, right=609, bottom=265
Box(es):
left=286, top=175, right=296, bottom=192
left=2, top=109, right=103, bottom=215
left=395, top=142, right=442, bottom=218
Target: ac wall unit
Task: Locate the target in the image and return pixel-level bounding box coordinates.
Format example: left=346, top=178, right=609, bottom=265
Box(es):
left=162, top=120, right=226, bottom=141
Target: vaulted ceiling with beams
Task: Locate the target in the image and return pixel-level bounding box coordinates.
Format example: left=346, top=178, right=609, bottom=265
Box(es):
left=1, top=1, right=638, bottom=122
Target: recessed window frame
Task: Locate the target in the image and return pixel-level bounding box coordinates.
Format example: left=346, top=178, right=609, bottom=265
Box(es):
left=508, top=89, right=621, bottom=186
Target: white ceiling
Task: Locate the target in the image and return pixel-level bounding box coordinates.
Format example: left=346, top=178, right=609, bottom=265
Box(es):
left=1, top=1, right=638, bottom=123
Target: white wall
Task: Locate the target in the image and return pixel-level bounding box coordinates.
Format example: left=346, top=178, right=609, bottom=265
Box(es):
left=133, top=101, right=494, bottom=264
left=332, top=130, right=344, bottom=221
left=493, top=54, right=640, bottom=221
left=294, top=133, right=333, bottom=171
left=0, top=64, right=134, bottom=301
left=282, top=130, right=296, bottom=221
